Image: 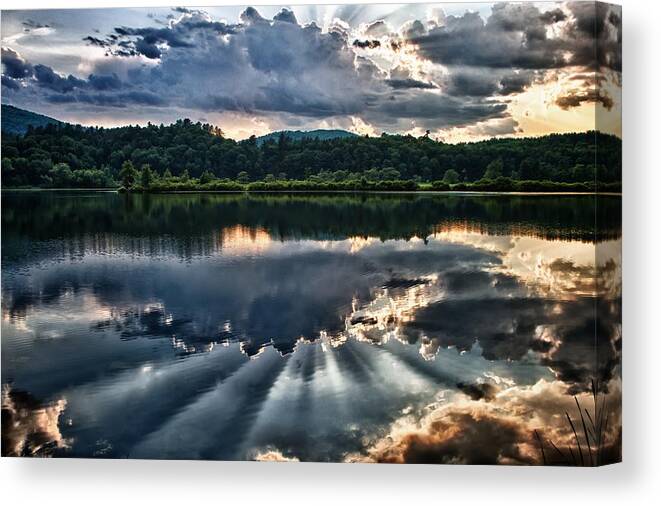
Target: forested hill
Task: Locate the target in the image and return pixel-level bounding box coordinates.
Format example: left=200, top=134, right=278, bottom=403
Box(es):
left=1, top=117, right=621, bottom=188
left=1, top=104, right=63, bottom=136
left=254, top=129, right=357, bottom=145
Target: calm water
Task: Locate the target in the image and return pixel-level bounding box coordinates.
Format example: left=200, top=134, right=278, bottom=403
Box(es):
left=1, top=192, right=622, bottom=463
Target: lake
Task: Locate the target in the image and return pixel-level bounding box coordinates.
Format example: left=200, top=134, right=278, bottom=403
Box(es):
left=1, top=191, right=622, bottom=464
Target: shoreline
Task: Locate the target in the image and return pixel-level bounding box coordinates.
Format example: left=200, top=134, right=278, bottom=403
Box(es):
left=1, top=188, right=623, bottom=196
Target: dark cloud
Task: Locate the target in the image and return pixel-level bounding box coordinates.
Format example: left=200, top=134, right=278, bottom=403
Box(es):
left=499, top=70, right=536, bottom=95
left=400, top=19, right=426, bottom=39
left=2, top=44, right=171, bottom=112
left=441, top=68, right=536, bottom=98
left=112, top=25, right=192, bottom=59
left=1, top=47, right=33, bottom=79
left=2, top=47, right=163, bottom=106
left=22, top=19, right=50, bottom=30
left=352, top=39, right=381, bottom=49
left=105, top=14, right=237, bottom=59
left=456, top=381, right=498, bottom=401
left=46, top=90, right=164, bottom=107
left=1, top=75, right=20, bottom=90
left=370, top=92, right=507, bottom=129
left=6, top=10, right=496, bottom=129
left=88, top=73, right=122, bottom=91
left=83, top=35, right=110, bottom=48
left=488, top=2, right=554, bottom=33
left=403, top=2, right=621, bottom=111
left=556, top=88, right=614, bottom=111
left=386, top=65, right=436, bottom=90
left=101, top=9, right=388, bottom=120
left=556, top=70, right=615, bottom=111
left=446, top=70, right=500, bottom=97
left=273, top=8, right=297, bottom=25
left=34, top=64, right=86, bottom=93
left=408, top=8, right=566, bottom=70
left=539, top=8, right=567, bottom=24
left=565, top=2, right=622, bottom=72
left=172, top=7, right=195, bottom=15
left=240, top=6, right=267, bottom=25
left=385, top=78, right=436, bottom=90
left=2, top=4, right=621, bottom=129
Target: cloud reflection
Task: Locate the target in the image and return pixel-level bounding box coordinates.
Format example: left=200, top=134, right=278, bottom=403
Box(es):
left=1, top=385, right=69, bottom=457
left=1, top=193, right=622, bottom=462
left=348, top=379, right=621, bottom=465
left=3, top=232, right=622, bottom=396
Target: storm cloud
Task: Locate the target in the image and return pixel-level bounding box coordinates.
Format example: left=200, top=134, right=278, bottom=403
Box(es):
left=405, top=2, right=621, bottom=109
left=1, top=3, right=621, bottom=134
left=1, top=47, right=33, bottom=79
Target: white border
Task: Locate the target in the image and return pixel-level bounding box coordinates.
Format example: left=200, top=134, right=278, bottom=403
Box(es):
left=2, top=1, right=660, bottom=505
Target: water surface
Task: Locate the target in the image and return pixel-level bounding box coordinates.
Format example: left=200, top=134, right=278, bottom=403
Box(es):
left=1, top=192, right=622, bottom=463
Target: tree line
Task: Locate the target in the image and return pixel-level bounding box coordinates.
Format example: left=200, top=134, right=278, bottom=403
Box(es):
left=1, top=119, right=621, bottom=189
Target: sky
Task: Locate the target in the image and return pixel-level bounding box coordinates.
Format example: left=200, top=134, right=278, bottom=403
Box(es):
left=1, top=2, right=621, bottom=141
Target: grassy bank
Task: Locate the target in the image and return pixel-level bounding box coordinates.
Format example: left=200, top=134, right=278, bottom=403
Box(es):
left=3, top=178, right=622, bottom=194
left=114, top=177, right=621, bottom=194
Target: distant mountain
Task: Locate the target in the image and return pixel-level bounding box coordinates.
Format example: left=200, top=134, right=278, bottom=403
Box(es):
left=1, top=104, right=63, bottom=135
left=253, top=129, right=358, bottom=145
left=0, top=108, right=359, bottom=145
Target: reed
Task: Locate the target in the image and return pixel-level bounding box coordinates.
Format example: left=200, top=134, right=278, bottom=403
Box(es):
left=534, top=380, right=617, bottom=466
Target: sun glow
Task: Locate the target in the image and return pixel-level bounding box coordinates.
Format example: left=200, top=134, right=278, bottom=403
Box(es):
left=218, top=225, right=273, bottom=254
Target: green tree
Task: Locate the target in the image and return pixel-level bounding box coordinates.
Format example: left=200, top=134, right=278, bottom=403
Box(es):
left=51, top=162, right=74, bottom=187
left=442, top=169, right=460, bottom=184
left=519, top=158, right=537, bottom=180
left=119, top=160, right=137, bottom=189
left=381, top=167, right=401, bottom=181
left=572, top=164, right=594, bottom=182
left=483, top=159, right=504, bottom=180
left=237, top=171, right=250, bottom=183
left=2, top=158, right=13, bottom=173
left=140, top=164, right=154, bottom=189
left=0, top=118, right=621, bottom=189
left=199, top=170, right=215, bottom=184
